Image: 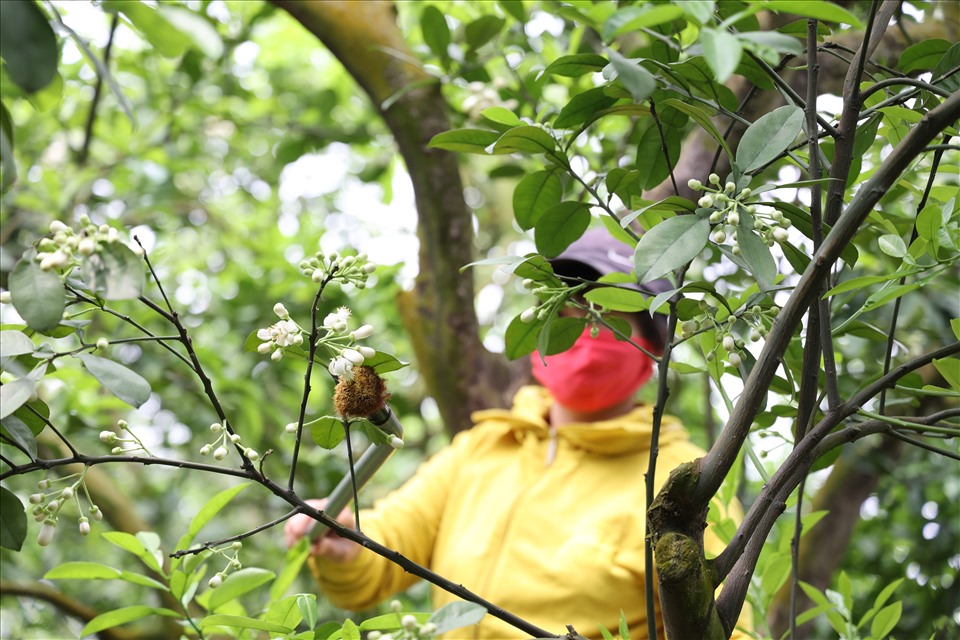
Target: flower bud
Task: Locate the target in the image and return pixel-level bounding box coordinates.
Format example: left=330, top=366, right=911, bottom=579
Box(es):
left=271, top=349, right=283, bottom=361
left=342, top=348, right=365, bottom=365
left=213, top=446, right=228, bottom=460
left=96, top=337, right=109, bottom=350
left=257, top=342, right=273, bottom=354
left=680, top=320, right=698, bottom=336
left=712, top=230, right=727, bottom=244
left=750, top=328, right=762, bottom=342
left=722, top=335, right=736, bottom=351
left=698, top=195, right=714, bottom=208
left=285, top=422, right=298, bottom=434
left=60, top=487, right=74, bottom=500
left=312, top=270, right=324, bottom=282
left=687, top=179, right=702, bottom=191
left=111, top=447, right=123, bottom=455
left=37, top=521, right=57, bottom=546
left=728, top=352, right=743, bottom=368
left=590, top=324, right=600, bottom=338
left=273, top=302, right=289, bottom=319
left=79, top=518, right=91, bottom=536
left=100, top=431, right=117, bottom=443
left=709, top=173, right=720, bottom=185
left=421, top=623, right=437, bottom=636
left=229, top=433, right=241, bottom=444
left=709, top=211, right=722, bottom=223
left=245, top=449, right=259, bottom=461
left=49, top=220, right=69, bottom=234
left=90, top=506, right=103, bottom=521
left=727, top=212, right=740, bottom=227
left=208, top=574, right=222, bottom=589
left=725, top=182, right=736, bottom=193
left=390, top=599, right=402, bottom=613
left=740, top=187, right=752, bottom=198
left=358, top=346, right=376, bottom=359
left=78, top=237, right=96, bottom=255
left=402, top=615, right=417, bottom=629
left=520, top=307, right=537, bottom=323
left=0, top=291, right=11, bottom=304
left=117, top=420, right=128, bottom=429
left=200, top=444, right=212, bottom=456
left=30, top=493, right=44, bottom=504
left=351, top=324, right=374, bottom=340
left=363, top=262, right=376, bottom=274
left=773, top=227, right=790, bottom=242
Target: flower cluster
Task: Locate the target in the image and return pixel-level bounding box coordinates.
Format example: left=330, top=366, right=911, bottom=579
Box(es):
left=206, top=541, right=244, bottom=590
left=517, top=278, right=583, bottom=325
left=29, top=470, right=101, bottom=547
left=680, top=303, right=780, bottom=369
left=320, top=307, right=377, bottom=381
left=100, top=419, right=153, bottom=456
left=199, top=421, right=259, bottom=462
left=689, top=174, right=792, bottom=254
left=35, top=216, right=139, bottom=272
left=256, top=303, right=304, bottom=361
left=298, top=251, right=376, bottom=288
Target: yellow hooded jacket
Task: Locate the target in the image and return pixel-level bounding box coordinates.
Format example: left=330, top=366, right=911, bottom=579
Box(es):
left=310, top=387, right=749, bottom=639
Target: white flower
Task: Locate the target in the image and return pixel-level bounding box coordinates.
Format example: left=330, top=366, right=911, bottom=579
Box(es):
left=328, top=356, right=354, bottom=380
left=323, top=307, right=352, bottom=333
left=257, top=319, right=302, bottom=355
left=39, top=250, right=68, bottom=271
left=350, top=324, right=374, bottom=340
left=273, top=302, right=289, bottom=319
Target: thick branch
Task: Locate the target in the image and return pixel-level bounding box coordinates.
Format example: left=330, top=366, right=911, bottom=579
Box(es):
left=695, top=90, right=960, bottom=509
left=0, top=580, right=135, bottom=640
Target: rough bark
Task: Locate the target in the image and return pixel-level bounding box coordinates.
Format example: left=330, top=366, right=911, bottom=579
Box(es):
left=272, top=0, right=512, bottom=436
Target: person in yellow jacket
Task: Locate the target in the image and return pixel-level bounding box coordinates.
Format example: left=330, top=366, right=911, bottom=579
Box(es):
left=285, top=229, right=752, bottom=639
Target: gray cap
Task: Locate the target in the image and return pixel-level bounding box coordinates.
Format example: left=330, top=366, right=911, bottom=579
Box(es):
left=550, top=228, right=671, bottom=296
left=549, top=228, right=670, bottom=351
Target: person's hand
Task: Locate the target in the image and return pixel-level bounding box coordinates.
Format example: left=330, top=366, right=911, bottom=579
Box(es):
left=284, top=499, right=361, bottom=564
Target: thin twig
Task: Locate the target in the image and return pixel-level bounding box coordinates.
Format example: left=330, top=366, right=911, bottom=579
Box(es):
left=171, top=510, right=300, bottom=558
left=77, top=13, right=118, bottom=166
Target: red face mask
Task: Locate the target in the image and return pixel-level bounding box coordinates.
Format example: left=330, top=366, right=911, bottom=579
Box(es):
left=530, top=326, right=655, bottom=413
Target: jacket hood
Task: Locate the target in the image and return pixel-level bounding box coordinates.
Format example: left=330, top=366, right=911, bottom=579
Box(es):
left=470, top=385, right=688, bottom=455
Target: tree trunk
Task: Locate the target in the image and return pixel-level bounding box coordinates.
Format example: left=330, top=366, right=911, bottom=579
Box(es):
left=273, top=0, right=513, bottom=436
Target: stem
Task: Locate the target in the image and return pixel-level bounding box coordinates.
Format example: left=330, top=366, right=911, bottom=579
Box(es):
left=171, top=510, right=299, bottom=558
left=649, top=99, right=679, bottom=196
left=343, top=420, right=362, bottom=530
left=644, top=264, right=687, bottom=640
left=77, top=13, right=118, bottom=166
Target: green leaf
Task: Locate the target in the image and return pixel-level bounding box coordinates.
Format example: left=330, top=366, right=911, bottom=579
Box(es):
left=0, top=413, right=38, bottom=458
left=933, top=358, right=960, bottom=392
left=207, top=568, right=275, bottom=611
left=0, top=0, right=59, bottom=93
left=0, top=487, right=26, bottom=552
left=870, top=601, right=902, bottom=639
left=158, top=6, right=224, bottom=58
left=0, top=330, right=35, bottom=357
left=118, top=571, right=168, bottom=590
left=737, top=31, right=803, bottom=56
left=634, top=215, right=710, bottom=283
left=481, top=106, right=520, bottom=127
left=264, top=595, right=304, bottom=630
left=701, top=28, right=742, bottom=83
left=491, top=126, right=557, bottom=155
left=45, top=562, right=122, bottom=580
left=736, top=105, right=804, bottom=174
left=605, top=49, right=656, bottom=103
left=658, top=99, right=733, bottom=164
left=634, top=123, right=681, bottom=190
left=77, top=353, right=151, bottom=408
left=364, top=351, right=408, bottom=375
left=534, top=202, right=591, bottom=258
left=603, top=5, right=684, bottom=39
left=428, top=601, right=487, bottom=635
left=761, top=552, right=792, bottom=595
left=174, top=483, right=250, bottom=561
left=465, top=15, right=504, bottom=51
left=420, top=5, right=450, bottom=60
left=341, top=618, right=361, bottom=640
left=102, top=531, right=162, bottom=574
left=360, top=612, right=430, bottom=631
left=9, top=259, right=65, bottom=333
left=7, top=399, right=49, bottom=437
left=82, top=606, right=180, bottom=636
left=873, top=578, right=904, bottom=612
left=899, top=39, right=952, bottom=74
left=513, top=171, right=562, bottom=230
left=554, top=87, right=618, bottom=129
left=0, top=378, right=36, bottom=422
left=104, top=0, right=190, bottom=58
left=498, top=0, right=526, bottom=21
left=877, top=234, right=907, bottom=258
left=298, top=593, right=318, bottom=630
left=681, top=0, right=715, bottom=23
left=311, top=416, right=346, bottom=449
left=544, top=54, right=608, bottom=78
left=428, top=129, right=501, bottom=154
left=505, top=313, right=545, bottom=360
left=0, top=101, right=15, bottom=192
left=916, top=204, right=942, bottom=243
left=737, top=226, right=777, bottom=291
left=270, top=541, right=310, bottom=602
left=200, top=614, right=293, bottom=634
left=80, top=242, right=145, bottom=300
left=755, top=1, right=863, bottom=27
left=540, top=316, right=587, bottom=357
left=932, top=42, right=960, bottom=94
left=584, top=287, right=650, bottom=312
